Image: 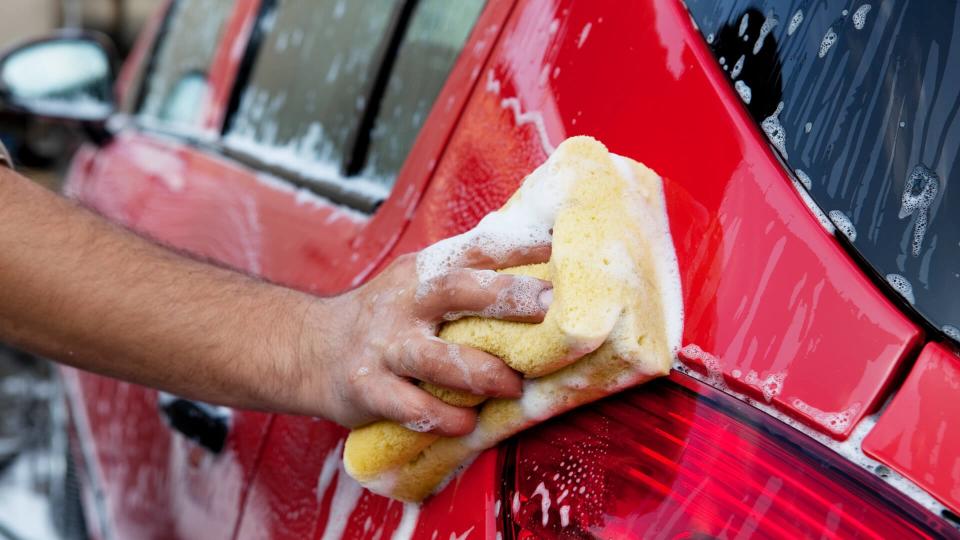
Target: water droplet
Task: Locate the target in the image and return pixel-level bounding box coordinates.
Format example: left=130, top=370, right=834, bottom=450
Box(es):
left=804, top=122, right=813, bottom=133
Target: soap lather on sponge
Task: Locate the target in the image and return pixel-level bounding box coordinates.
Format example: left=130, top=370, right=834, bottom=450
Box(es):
left=343, top=136, right=683, bottom=502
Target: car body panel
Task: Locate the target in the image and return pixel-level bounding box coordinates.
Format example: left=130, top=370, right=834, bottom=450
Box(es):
left=394, top=0, right=922, bottom=443
left=56, top=0, right=953, bottom=537
left=864, top=342, right=960, bottom=516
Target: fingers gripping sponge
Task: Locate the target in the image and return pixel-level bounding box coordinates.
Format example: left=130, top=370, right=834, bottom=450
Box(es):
left=343, top=137, right=683, bottom=501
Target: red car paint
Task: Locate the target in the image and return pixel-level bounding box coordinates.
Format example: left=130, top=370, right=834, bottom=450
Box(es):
left=864, top=342, right=960, bottom=516
left=58, top=0, right=957, bottom=538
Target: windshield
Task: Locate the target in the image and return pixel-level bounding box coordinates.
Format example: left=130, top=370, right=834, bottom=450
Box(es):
left=685, top=0, right=960, bottom=343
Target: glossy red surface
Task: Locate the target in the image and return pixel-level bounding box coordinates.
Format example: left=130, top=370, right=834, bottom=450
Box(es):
left=508, top=373, right=952, bottom=538
left=58, top=0, right=947, bottom=537
left=395, top=0, right=921, bottom=441
left=863, top=342, right=960, bottom=516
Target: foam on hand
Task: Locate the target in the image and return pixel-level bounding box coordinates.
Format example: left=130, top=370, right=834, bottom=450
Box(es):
left=343, top=136, right=683, bottom=502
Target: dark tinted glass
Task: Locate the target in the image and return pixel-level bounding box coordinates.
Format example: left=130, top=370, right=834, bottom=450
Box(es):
left=686, top=0, right=960, bottom=342
left=138, top=0, right=234, bottom=132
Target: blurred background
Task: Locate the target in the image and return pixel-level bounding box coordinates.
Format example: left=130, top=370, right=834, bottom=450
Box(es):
left=0, top=0, right=152, bottom=189
left=0, top=4, right=154, bottom=539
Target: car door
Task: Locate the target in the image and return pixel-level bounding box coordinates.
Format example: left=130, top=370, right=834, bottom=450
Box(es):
left=62, top=1, right=275, bottom=539
left=226, top=1, right=513, bottom=538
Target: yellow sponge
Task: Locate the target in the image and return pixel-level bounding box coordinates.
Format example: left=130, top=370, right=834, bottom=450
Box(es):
left=343, top=136, right=682, bottom=501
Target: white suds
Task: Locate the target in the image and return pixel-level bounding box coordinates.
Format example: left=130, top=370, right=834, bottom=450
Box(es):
left=512, top=492, right=521, bottom=513
left=761, top=102, right=788, bottom=158
left=532, top=482, right=552, bottom=526
left=753, top=12, right=778, bottom=55
left=403, top=416, right=439, bottom=433
left=885, top=273, right=915, bottom=304
left=679, top=344, right=725, bottom=386
left=804, top=122, right=812, bottom=133
left=731, top=54, right=745, bottom=79
left=577, top=22, right=592, bottom=48
left=494, top=499, right=501, bottom=517
left=787, top=10, right=803, bottom=35
left=559, top=505, right=571, bottom=527
left=795, top=169, right=812, bottom=190
left=792, top=179, right=836, bottom=234
left=316, top=440, right=344, bottom=502
left=734, top=80, right=752, bottom=104
left=391, top=503, right=421, bottom=540
left=819, top=27, right=838, bottom=58
left=741, top=370, right=786, bottom=402
left=943, top=325, right=960, bottom=341
left=828, top=210, right=857, bottom=242
left=738, top=13, right=750, bottom=37
left=898, top=165, right=939, bottom=256
left=792, top=399, right=862, bottom=435
left=852, top=5, right=872, bottom=30
left=318, top=465, right=365, bottom=540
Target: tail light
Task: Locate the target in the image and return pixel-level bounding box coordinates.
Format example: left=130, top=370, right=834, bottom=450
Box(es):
left=500, top=373, right=956, bottom=539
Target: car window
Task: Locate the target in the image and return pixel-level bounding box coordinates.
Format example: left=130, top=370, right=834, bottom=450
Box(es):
left=137, top=0, right=234, bottom=132
left=224, top=0, right=486, bottom=208
left=356, top=0, right=487, bottom=189
left=686, top=1, right=960, bottom=343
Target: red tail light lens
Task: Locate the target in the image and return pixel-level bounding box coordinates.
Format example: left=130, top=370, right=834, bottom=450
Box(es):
left=502, top=373, right=957, bottom=539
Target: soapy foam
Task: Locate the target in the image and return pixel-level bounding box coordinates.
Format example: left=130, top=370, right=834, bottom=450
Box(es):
left=899, top=165, right=939, bottom=257
left=559, top=505, right=571, bottom=527
left=734, top=80, right=752, bottom=104
left=791, top=399, right=861, bottom=435
left=738, top=13, right=749, bottom=37
left=761, top=102, right=789, bottom=158
left=792, top=179, right=836, bottom=234
left=741, top=370, right=786, bottom=402
left=416, top=147, right=576, bottom=294
left=787, top=10, right=803, bottom=35
left=319, top=465, right=365, bottom=540
left=753, top=12, right=778, bottom=55
left=795, top=169, right=812, bottom=190
left=943, top=325, right=960, bottom=341
left=828, top=210, right=857, bottom=242
left=819, top=27, right=838, bottom=58
left=885, top=273, right=915, bottom=304
left=852, top=5, right=871, bottom=30
left=731, top=55, right=745, bottom=79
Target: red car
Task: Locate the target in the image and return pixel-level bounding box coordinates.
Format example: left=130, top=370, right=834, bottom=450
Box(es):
left=0, top=0, right=958, bottom=538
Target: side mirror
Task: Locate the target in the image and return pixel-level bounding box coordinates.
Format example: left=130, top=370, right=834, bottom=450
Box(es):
left=0, top=31, right=118, bottom=125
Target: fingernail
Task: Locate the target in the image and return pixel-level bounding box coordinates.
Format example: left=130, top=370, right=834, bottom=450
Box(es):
left=538, top=288, right=554, bottom=310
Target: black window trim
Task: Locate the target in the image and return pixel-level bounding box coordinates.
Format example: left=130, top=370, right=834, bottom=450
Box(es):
left=217, top=0, right=422, bottom=214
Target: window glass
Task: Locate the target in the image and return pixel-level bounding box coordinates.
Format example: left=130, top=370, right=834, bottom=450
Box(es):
left=138, top=0, right=234, bottom=131
left=225, top=0, right=403, bottom=200
left=225, top=0, right=486, bottom=204
left=359, top=0, right=487, bottom=188
left=686, top=1, right=960, bottom=342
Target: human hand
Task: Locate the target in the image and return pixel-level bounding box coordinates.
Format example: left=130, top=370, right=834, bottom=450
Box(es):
left=296, top=246, right=552, bottom=436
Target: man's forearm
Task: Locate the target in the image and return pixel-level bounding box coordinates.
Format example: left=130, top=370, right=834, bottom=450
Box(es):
left=0, top=168, right=326, bottom=411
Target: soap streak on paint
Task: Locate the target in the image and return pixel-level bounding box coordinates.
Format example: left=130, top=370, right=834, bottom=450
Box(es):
left=532, top=481, right=552, bottom=526
left=391, top=503, right=421, bottom=540
left=486, top=71, right=556, bottom=155
left=577, top=22, right=592, bottom=48
left=787, top=10, right=803, bottom=35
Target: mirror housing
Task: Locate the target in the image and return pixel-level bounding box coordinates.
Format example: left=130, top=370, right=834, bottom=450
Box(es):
left=0, top=30, right=118, bottom=129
